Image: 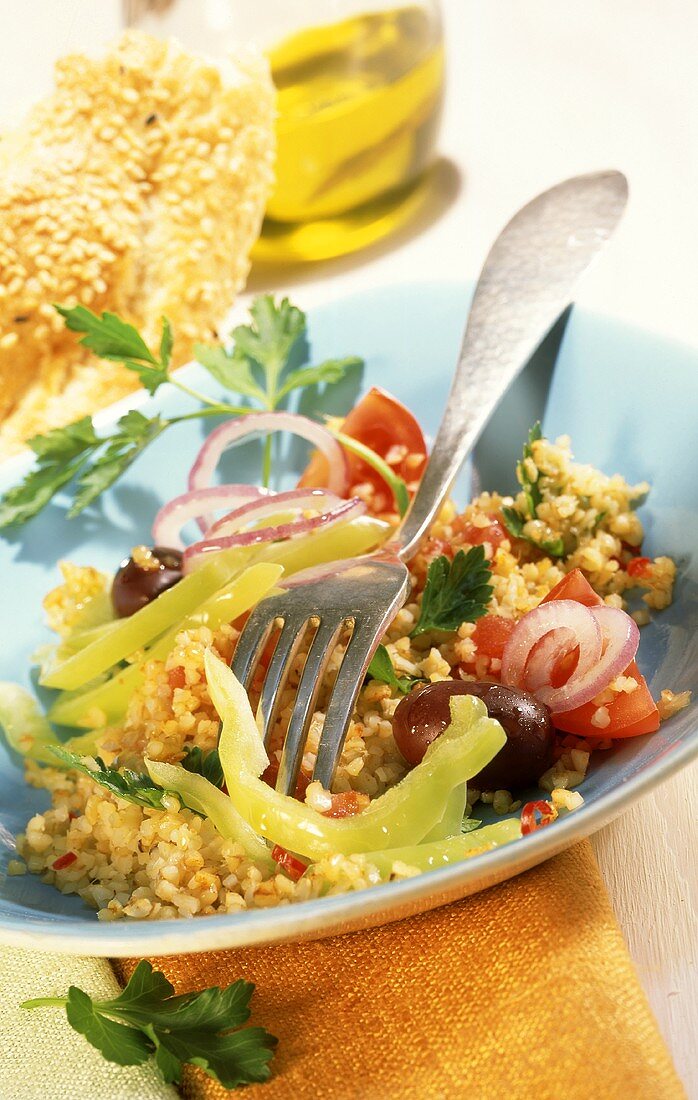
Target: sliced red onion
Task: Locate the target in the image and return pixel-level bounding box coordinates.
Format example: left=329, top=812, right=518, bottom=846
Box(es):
left=205, top=489, right=345, bottom=541
left=501, top=600, right=602, bottom=706
left=152, top=485, right=269, bottom=550
left=182, top=497, right=366, bottom=572
left=544, top=605, right=640, bottom=714
left=188, top=412, right=349, bottom=531
left=524, top=627, right=578, bottom=693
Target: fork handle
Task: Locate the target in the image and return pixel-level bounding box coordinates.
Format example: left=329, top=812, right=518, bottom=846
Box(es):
left=390, top=170, right=628, bottom=562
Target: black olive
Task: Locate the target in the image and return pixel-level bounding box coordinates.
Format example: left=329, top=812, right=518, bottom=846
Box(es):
left=111, top=546, right=183, bottom=618
left=392, top=680, right=554, bottom=791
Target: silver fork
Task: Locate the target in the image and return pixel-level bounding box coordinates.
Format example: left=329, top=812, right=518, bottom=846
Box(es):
left=232, top=170, right=629, bottom=794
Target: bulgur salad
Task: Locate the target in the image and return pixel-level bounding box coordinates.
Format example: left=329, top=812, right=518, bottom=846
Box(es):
left=0, top=296, right=690, bottom=922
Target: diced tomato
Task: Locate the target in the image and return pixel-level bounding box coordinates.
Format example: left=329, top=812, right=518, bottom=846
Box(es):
left=322, top=790, right=366, bottom=818
left=471, top=615, right=516, bottom=661
left=541, top=569, right=659, bottom=738
left=271, top=845, right=308, bottom=882
left=453, top=515, right=508, bottom=555
left=262, top=761, right=310, bottom=802
left=167, top=666, right=186, bottom=690
left=52, top=851, right=77, bottom=870
left=541, top=568, right=603, bottom=608
left=553, top=660, right=659, bottom=739
left=521, top=800, right=557, bottom=835
left=626, top=556, right=651, bottom=579
left=298, top=386, right=427, bottom=510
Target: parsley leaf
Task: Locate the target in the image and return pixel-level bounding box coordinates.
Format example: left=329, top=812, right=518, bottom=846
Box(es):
left=517, top=421, right=543, bottom=516
left=181, top=745, right=225, bottom=789
left=68, top=411, right=167, bottom=516
left=500, top=423, right=566, bottom=558
left=276, top=357, right=362, bottom=400
left=501, top=505, right=565, bottom=558
left=0, top=418, right=100, bottom=528
left=411, top=547, right=493, bottom=636
left=366, top=645, right=423, bottom=695
left=55, top=305, right=158, bottom=364
left=23, top=960, right=277, bottom=1089
left=50, top=748, right=169, bottom=810
left=232, top=296, right=306, bottom=392
left=193, top=344, right=266, bottom=402
left=55, top=305, right=172, bottom=395
left=65, top=987, right=154, bottom=1066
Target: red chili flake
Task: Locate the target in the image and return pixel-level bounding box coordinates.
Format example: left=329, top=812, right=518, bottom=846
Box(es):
left=52, top=851, right=77, bottom=870
left=167, top=666, right=186, bottom=690
left=521, top=800, right=557, bottom=835
left=627, top=556, right=651, bottom=579
left=68, top=811, right=78, bottom=821
left=271, top=845, right=308, bottom=882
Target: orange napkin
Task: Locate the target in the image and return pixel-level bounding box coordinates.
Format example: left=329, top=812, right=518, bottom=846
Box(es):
left=114, top=841, right=684, bottom=1100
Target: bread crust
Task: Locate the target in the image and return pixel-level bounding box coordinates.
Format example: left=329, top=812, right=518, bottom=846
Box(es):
left=0, top=31, right=275, bottom=455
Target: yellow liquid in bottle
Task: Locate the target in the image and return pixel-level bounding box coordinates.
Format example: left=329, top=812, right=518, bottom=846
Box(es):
left=254, top=6, right=444, bottom=263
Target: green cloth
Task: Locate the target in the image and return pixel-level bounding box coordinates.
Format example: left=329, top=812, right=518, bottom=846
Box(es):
left=0, top=946, right=176, bottom=1099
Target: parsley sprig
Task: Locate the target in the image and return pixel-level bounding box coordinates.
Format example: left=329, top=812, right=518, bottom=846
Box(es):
left=411, top=546, right=493, bottom=637
left=22, top=960, right=276, bottom=1089
left=50, top=747, right=170, bottom=809
left=366, top=644, right=425, bottom=695
left=501, top=423, right=565, bottom=558
left=0, top=297, right=364, bottom=529
left=181, top=745, right=225, bottom=789
left=195, top=296, right=361, bottom=486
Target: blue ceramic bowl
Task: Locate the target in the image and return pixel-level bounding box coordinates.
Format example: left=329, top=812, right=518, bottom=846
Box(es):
left=0, top=281, right=695, bottom=955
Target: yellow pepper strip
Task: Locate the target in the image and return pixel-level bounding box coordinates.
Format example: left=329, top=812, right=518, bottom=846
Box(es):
left=207, top=651, right=506, bottom=861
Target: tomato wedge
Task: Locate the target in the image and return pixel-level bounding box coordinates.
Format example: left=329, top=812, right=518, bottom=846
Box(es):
left=298, top=386, right=427, bottom=510
left=541, top=569, right=603, bottom=608
left=541, top=569, right=659, bottom=738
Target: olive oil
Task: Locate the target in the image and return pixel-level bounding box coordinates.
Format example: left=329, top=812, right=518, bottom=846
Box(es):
left=256, top=6, right=444, bottom=262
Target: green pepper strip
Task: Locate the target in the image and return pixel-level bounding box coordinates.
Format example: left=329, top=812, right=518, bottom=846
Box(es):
left=207, top=651, right=506, bottom=861
left=0, top=683, right=100, bottom=766
left=48, top=515, right=388, bottom=727
left=422, top=783, right=467, bottom=843
left=330, top=429, right=410, bottom=517
left=363, top=819, right=522, bottom=878
left=48, top=563, right=284, bottom=728
left=41, top=549, right=246, bottom=691
left=145, top=758, right=274, bottom=868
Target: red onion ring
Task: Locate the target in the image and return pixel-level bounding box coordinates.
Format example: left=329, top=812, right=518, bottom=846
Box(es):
left=501, top=600, right=602, bottom=706
left=501, top=599, right=640, bottom=714
left=543, top=605, right=640, bottom=714
left=182, top=497, right=366, bottom=572
left=524, top=627, right=578, bottom=693
left=205, top=489, right=345, bottom=541
left=152, top=485, right=269, bottom=550
left=188, top=412, right=349, bottom=531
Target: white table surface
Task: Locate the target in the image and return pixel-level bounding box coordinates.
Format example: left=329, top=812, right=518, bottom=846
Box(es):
left=1, top=1, right=696, bottom=1094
